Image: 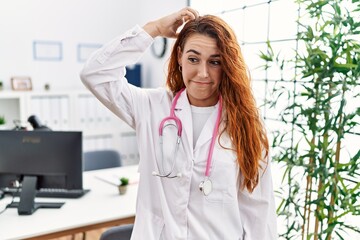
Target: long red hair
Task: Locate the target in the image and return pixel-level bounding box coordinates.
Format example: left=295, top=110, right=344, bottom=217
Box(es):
left=167, top=15, right=269, bottom=192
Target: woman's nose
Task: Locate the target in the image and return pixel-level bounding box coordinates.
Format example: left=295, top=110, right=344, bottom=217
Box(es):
left=198, top=63, right=209, bottom=78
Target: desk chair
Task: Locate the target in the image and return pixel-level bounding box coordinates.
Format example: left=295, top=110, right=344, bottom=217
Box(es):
left=81, top=150, right=122, bottom=240
left=100, top=224, right=134, bottom=240
left=83, top=150, right=122, bottom=171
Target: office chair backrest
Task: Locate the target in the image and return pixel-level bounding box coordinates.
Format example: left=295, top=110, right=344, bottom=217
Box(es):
left=100, top=224, right=134, bottom=240
left=83, top=150, right=122, bottom=171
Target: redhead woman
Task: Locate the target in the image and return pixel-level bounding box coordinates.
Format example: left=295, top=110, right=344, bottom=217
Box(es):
left=81, top=7, right=277, bottom=240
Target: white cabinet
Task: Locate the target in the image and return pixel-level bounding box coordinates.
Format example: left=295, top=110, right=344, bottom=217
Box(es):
left=0, top=91, right=139, bottom=166
left=0, top=92, right=26, bottom=128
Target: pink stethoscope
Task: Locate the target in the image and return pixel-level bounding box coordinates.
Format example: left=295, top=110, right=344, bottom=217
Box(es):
left=152, top=88, right=223, bottom=196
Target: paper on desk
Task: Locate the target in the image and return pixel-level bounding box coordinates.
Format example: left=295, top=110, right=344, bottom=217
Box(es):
left=95, top=171, right=139, bottom=186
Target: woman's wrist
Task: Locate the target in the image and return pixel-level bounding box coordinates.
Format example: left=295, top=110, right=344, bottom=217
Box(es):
left=143, top=21, right=160, bottom=38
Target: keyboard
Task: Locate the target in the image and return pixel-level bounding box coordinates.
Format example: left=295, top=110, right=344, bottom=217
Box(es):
left=2, top=187, right=90, bottom=199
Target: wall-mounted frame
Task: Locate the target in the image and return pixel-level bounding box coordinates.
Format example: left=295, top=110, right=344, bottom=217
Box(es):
left=33, top=41, right=62, bottom=61
left=11, top=76, right=32, bottom=91
left=77, top=43, right=102, bottom=63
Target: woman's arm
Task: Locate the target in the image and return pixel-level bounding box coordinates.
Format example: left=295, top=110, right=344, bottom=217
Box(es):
left=80, top=25, right=153, bottom=128
left=80, top=7, right=199, bottom=127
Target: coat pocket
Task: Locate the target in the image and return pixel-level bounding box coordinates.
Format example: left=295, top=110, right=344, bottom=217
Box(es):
left=204, top=146, right=238, bottom=204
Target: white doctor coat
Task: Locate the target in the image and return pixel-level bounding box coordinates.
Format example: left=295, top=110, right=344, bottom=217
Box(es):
left=80, top=25, right=278, bottom=240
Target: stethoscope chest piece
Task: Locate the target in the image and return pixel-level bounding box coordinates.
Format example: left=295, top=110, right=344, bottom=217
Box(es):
left=199, top=178, right=212, bottom=196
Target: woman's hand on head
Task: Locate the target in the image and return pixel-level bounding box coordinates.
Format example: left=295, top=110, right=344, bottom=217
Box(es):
left=143, top=7, right=199, bottom=38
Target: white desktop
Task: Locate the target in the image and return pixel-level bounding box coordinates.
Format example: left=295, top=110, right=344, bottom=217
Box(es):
left=0, top=165, right=139, bottom=240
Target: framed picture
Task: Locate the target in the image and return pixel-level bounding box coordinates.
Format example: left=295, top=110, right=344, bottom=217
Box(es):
left=11, top=76, right=32, bottom=91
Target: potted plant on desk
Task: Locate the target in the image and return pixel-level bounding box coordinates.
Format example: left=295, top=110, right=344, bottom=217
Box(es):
left=0, top=115, right=6, bottom=130
left=118, top=177, right=129, bottom=195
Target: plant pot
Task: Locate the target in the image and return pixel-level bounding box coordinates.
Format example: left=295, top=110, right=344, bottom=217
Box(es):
left=118, top=185, right=128, bottom=195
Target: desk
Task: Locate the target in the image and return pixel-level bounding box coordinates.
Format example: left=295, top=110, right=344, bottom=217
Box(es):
left=0, top=165, right=139, bottom=240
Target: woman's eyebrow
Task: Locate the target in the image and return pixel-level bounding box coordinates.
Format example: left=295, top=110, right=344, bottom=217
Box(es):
left=186, top=49, right=220, bottom=58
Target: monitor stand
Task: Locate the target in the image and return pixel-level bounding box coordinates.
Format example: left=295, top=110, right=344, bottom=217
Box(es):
left=7, top=176, right=65, bottom=215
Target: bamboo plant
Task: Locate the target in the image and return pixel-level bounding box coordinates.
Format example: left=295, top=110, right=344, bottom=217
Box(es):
left=259, top=0, right=360, bottom=239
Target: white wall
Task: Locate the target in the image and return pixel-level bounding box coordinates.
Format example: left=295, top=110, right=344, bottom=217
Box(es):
left=0, top=0, right=187, bottom=91
left=137, top=0, right=188, bottom=88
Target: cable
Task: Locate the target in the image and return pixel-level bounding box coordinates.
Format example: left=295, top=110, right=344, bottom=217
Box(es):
left=0, top=187, right=19, bottom=215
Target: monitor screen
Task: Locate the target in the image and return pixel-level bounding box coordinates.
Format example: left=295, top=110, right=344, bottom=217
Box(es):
left=0, top=130, right=83, bottom=214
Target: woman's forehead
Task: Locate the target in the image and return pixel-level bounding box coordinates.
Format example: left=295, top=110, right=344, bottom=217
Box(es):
left=183, top=33, right=219, bottom=55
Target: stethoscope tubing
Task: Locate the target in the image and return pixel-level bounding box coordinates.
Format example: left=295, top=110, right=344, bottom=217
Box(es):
left=158, top=88, right=185, bottom=138
left=205, top=95, right=222, bottom=177
left=155, top=88, right=222, bottom=180
left=155, top=89, right=185, bottom=178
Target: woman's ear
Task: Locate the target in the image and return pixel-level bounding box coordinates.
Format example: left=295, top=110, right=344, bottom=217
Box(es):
left=177, top=46, right=182, bottom=65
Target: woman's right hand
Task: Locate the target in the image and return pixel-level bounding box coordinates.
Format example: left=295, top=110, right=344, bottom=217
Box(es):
left=143, top=7, right=199, bottom=39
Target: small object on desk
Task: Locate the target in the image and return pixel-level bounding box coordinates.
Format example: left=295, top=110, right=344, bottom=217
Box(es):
left=118, top=177, right=129, bottom=195
left=0, top=115, right=5, bottom=129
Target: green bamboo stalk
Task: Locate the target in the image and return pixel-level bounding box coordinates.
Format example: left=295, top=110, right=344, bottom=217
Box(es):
left=302, top=137, right=315, bottom=240
left=314, top=178, right=322, bottom=240
left=326, top=82, right=345, bottom=239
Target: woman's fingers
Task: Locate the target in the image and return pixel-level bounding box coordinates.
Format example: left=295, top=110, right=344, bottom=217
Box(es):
left=176, top=7, right=198, bottom=24
left=169, top=7, right=199, bottom=37
left=182, top=7, right=199, bottom=20
left=143, top=7, right=199, bottom=38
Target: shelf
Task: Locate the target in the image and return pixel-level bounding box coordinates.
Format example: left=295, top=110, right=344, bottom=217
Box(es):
left=0, top=90, right=139, bottom=165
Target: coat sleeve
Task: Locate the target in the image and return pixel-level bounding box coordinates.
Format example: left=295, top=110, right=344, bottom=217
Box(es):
left=79, top=25, right=154, bottom=128
left=238, top=154, right=278, bottom=240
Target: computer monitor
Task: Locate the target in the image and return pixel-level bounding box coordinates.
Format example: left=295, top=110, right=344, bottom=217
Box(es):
left=0, top=130, right=83, bottom=215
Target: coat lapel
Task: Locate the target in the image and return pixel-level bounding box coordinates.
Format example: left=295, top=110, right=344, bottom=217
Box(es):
left=173, top=90, right=193, bottom=155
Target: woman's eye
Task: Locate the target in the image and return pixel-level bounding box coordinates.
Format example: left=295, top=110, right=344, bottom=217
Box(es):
left=188, top=57, right=198, bottom=63
left=210, top=60, right=221, bottom=66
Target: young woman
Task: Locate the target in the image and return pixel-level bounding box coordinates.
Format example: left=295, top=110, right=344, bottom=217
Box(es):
left=81, top=7, right=277, bottom=240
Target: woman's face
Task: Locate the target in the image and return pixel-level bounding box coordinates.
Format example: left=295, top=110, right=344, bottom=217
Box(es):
left=178, top=33, right=223, bottom=107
